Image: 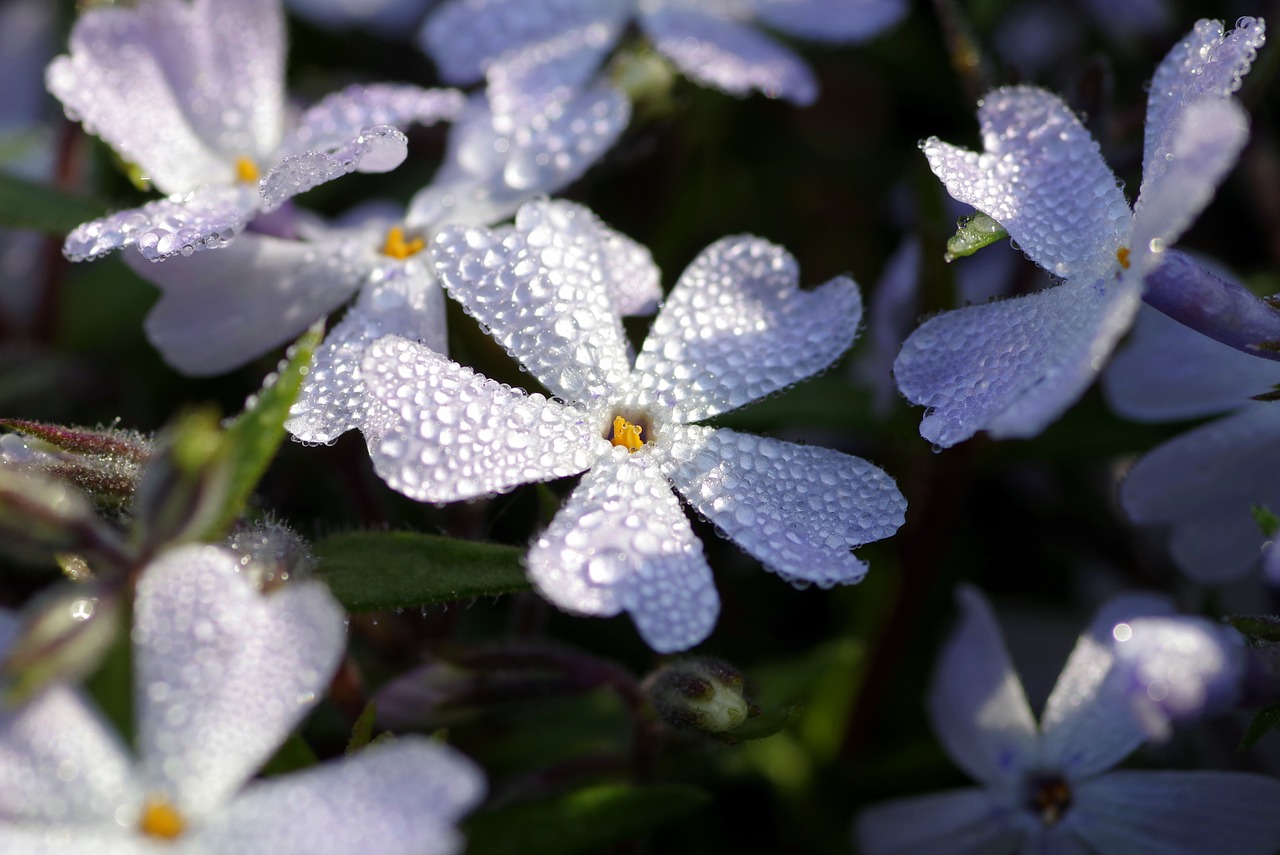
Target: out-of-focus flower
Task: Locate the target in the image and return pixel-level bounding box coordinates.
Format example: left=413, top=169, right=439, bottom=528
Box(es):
left=853, top=237, right=919, bottom=418
left=419, top=0, right=906, bottom=108
left=0, top=544, right=486, bottom=854
left=285, top=0, right=429, bottom=34
left=46, top=0, right=464, bottom=263
left=359, top=200, right=906, bottom=652
left=894, top=17, right=1265, bottom=448
left=855, top=586, right=1280, bottom=855
left=1106, top=615, right=1247, bottom=741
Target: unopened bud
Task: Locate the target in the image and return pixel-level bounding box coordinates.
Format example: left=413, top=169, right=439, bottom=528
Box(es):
left=131, top=409, right=230, bottom=554
left=225, top=521, right=316, bottom=591
left=0, top=468, right=130, bottom=570
left=643, top=657, right=757, bottom=734
left=1, top=419, right=150, bottom=506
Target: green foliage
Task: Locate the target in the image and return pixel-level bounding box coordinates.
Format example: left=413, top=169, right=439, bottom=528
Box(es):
left=0, top=172, right=105, bottom=234
left=1226, top=614, right=1280, bottom=644
left=465, top=783, right=710, bottom=855
left=1252, top=505, right=1280, bottom=538
left=1240, top=703, right=1280, bottom=750
left=312, top=531, right=529, bottom=612
left=943, top=211, right=1008, bottom=262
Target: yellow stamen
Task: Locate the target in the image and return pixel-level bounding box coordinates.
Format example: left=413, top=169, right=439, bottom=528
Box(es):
left=139, top=797, right=186, bottom=841
left=610, top=416, right=644, bottom=452
left=1116, top=246, right=1131, bottom=269
left=381, top=226, right=426, bottom=260
left=235, top=156, right=261, bottom=184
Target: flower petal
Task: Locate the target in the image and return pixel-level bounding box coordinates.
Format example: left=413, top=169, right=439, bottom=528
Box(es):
left=484, top=24, right=622, bottom=122
left=855, top=237, right=921, bottom=416
left=665, top=425, right=905, bottom=587
left=0, top=828, right=136, bottom=855
left=528, top=449, right=720, bottom=653
left=921, top=86, right=1129, bottom=282
left=362, top=336, right=604, bottom=502
left=854, top=787, right=1023, bottom=855
left=928, top=586, right=1038, bottom=788
left=281, top=84, right=466, bottom=160
left=135, top=232, right=364, bottom=376
left=429, top=200, right=635, bottom=403
left=1141, top=17, right=1265, bottom=197
left=1038, top=594, right=1174, bottom=780
left=287, top=262, right=447, bottom=444
left=1130, top=98, right=1249, bottom=274
left=641, top=7, right=817, bottom=105
left=202, top=737, right=484, bottom=855
left=1104, top=302, right=1280, bottom=423
left=1121, top=403, right=1280, bottom=582
left=635, top=236, right=862, bottom=421
left=260, top=125, right=410, bottom=211
left=418, top=0, right=626, bottom=84
left=63, top=184, right=257, bottom=263
left=133, top=544, right=346, bottom=815
left=748, top=0, right=907, bottom=42
left=0, top=687, right=133, bottom=823
left=895, top=275, right=1144, bottom=447
left=45, top=0, right=284, bottom=195
left=1072, top=771, right=1280, bottom=855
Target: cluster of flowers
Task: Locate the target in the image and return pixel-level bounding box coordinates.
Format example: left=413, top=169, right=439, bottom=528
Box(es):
left=3, top=0, right=1280, bottom=851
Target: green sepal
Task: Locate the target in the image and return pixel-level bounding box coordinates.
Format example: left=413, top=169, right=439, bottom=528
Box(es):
left=1252, top=505, right=1280, bottom=538
left=1227, top=614, right=1280, bottom=644
left=944, top=211, right=1008, bottom=262
left=1240, top=702, right=1280, bottom=750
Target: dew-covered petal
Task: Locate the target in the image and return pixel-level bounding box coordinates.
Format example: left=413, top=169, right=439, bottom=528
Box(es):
left=635, top=236, right=861, bottom=421
left=665, top=425, right=905, bottom=587
left=132, top=544, right=346, bottom=816
left=287, top=261, right=448, bottom=445
left=854, top=787, right=1023, bottom=855
left=1130, top=98, right=1249, bottom=275
left=0, top=687, right=133, bottom=824
left=45, top=0, right=284, bottom=195
left=419, top=0, right=627, bottom=84
left=284, top=0, right=427, bottom=34
left=1104, top=303, right=1280, bottom=423
left=63, top=184, right=257, bottom=263
left=928, top=585, right=1038, bottom=788
left=202, top=738, right=484, bottom=855
left=135, top=232, right=366, bottom=376
left=362, top=336, right=604, bottom=502
left=895, top=274, right=1144, bottom=447
left=1078, top=0, right=1170, bottom=38
left=527, top=449, right=719, bottom=653
left=1072, top=771, right=1280, bottom=855
left=282, top=84, right=465, bottom=160
left=1121, top=404, right=1280, bottom=582
left=260, top=125, right=410, bottom=212
left=748, top=0, right=907, bottom=42
left=0, top=828, right=137, bottom=855
left=1142, top=17, right=1265, bottom=193
left=429, top=200, right=635, bottom=402
left=641, top=6, right=817, bottom=105
left=921, top=87, right=1130, bottom=282
left=1038, top=594, right=1174, bottom=780
left=485, top=23, right=622, bottom=122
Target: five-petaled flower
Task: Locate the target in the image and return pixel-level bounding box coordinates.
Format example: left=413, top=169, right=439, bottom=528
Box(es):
left=894, top=17, right=1265, bottom=448
left=358, top=199, right=906, bottom=652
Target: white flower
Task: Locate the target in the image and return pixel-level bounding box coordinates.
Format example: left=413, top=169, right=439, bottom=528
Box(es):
left=359, top=199, right=906, bottom=652
left=46, top=0, right=464, bottom=263
left=894, top=17, right=1265, bottom=448
left=0, top=544, right=485, bottom=854
left=855, top=586, right=1280, bottom=855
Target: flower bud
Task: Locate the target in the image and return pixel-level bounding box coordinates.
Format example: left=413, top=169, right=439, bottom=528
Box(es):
left=643, top=657, right=757, bottom=734
left=1, top=420, right=150, bottom=507
left=130, top=408, right=231, bottom=554
left=225, top=521, right=316, bottom=591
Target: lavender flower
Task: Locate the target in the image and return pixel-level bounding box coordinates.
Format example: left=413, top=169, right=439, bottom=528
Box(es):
left=358, top=200, right=906, bottom=652
left=46, top=0, right=464, bottom=263
left=855, top=586, right=1280, bottom=855
left=895, top=18, right=1265, bottom=448
left=0, top=544, right=485, bottom=853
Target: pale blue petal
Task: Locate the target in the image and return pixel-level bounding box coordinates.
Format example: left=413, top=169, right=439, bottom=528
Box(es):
left=665, top=425, right=906, bottom=587
left=895, top=275, right=1143, bottom=447
left=0, top=0, right=56, bottom=132
left=529, top=449, right=720, bottom=653
left=749, top=0, right=906, bottom=43
left=634, top=236, right=862, bottom=421
left=1104, top=303, right=1280, bottom=423
left=928, top=586, right=1039, bottom=788
left=857, top=237, right=920, bottom=416
left=1079, top=0, right=1170, bottom=37
left=0, top=828, right=136, bottom=855
left=921, top=87, right=1130, bottom=282
left=855, top=787, right=1024, bottom=855
left=484, top=26, right=621, bottom=122
left=282, top=84, right=465, bottom=160
left=1072, top=771, right=1280, bottom=855
left=284, top=0, right=428, bottom=35
left=260, top=125, right=409, bottom=211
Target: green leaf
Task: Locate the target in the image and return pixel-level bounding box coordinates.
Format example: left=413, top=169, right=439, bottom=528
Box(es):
left=465, top=783, right=710, bottom=855
left=1226, top=614, right=1280, bottom=644
left=1252, top=505, right=1280, bottom=538
left=0, top=172, right=107, bottom=234
left=203, top=323, right=322, bottom=538
left=259, top=733, right=320, bottom=776
left=346, top=701, right=378, bottom=755
left=944, top=211, right=1008, bottom=262
left=313, top=531, right=529, bottom=612
left=1240, top=702, right=1280, bottom=750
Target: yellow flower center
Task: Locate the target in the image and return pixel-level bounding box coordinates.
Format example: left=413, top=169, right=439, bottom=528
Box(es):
left=381, top=226, right=426, bottom=260
left=139, top=796, right=186, bottom=841
left=610, top=416, right=645, bottom=452
left=1116, top=246, right=1131, bottom=269
left=1030, top=776, right=1072, bottom=827
left=235, top=156, right=261, bottom=184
